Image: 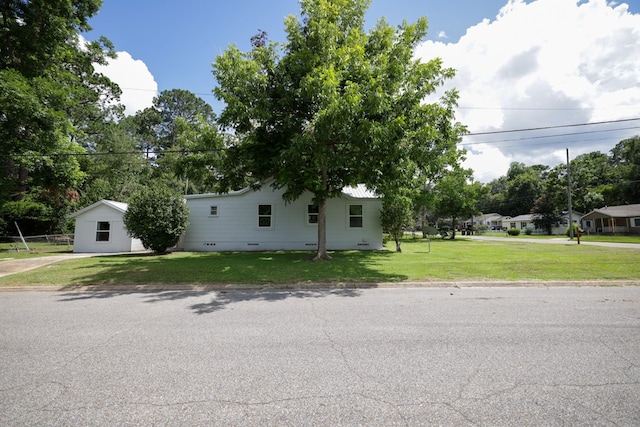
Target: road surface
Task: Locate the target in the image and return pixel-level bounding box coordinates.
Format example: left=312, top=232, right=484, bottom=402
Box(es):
left=1, top=286, right=639, bottom=426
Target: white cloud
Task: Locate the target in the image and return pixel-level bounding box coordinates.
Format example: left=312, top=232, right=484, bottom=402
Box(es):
left=437, top=30, right=447, bottom=39
left=94, top=51, right=158, bottom=116
left=416, top=0, right=640, bottom=182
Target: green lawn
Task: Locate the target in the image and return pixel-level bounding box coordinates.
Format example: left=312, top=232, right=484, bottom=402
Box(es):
left=1, top=237, right=638, bottom=288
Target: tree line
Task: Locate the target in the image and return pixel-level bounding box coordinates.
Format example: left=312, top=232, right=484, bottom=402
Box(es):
left=476, top=139, right=640, bottom=221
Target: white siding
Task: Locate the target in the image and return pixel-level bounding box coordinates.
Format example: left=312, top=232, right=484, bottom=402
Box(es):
left=182, top=186, right=382, bottom=252
left=71, top=202, right=144, bottom=253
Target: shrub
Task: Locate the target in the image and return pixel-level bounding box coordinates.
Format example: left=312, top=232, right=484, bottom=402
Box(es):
left=124, top=186, right=189, bottom=254
left=507, top=228, right=521, bottom=236
left=524, top=227, right=533, bottom=235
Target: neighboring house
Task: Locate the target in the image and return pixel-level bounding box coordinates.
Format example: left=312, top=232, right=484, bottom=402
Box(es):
left=181, top=182, right=383, bottom=252
left=505, top=214, right=536, bottom=231
left=581, top=204, right=640, bottom=235
left=505, top=212, right=583, bottom=234
left=69, top=200, right=145, bottom=253
left=465, top=213, right=504, bottom=230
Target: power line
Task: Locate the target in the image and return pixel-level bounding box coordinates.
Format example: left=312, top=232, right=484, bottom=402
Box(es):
left=461, top=125, right=640, bottom=146
left=464, top=117, right=640, bottom=136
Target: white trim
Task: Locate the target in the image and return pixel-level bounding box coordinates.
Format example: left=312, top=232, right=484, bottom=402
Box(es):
left=257, top=204, right=274, bottom=229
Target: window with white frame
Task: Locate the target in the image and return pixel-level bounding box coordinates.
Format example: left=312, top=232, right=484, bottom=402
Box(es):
left=96, top=221, right=110, bottom=242
left=633, top=218, right=640, bottom=227
left=209, top=206, right=218, bottom=216
left=349, top=204, right=363, bottom=228
left=258, top=204, right=272, bottom=228
left=307, top=204, right=318, bottom=224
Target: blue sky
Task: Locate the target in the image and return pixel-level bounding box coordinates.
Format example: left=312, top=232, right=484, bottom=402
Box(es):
left=85, top=0, right=640, bottom=182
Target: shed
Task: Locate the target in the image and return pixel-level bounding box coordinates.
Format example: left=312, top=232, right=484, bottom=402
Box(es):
left=581, top=204, right=640, bottom=235
left=69, top=200, right=145, bottom=253
left=181, top=182, right=383, bottom=252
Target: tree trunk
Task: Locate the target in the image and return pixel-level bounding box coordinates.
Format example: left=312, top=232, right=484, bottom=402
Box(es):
left=395, top=238, right=402, bottom=252
left=313, top=197, right=332, bottom=260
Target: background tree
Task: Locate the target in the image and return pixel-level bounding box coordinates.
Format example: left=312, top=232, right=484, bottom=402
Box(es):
left=432, top=168, right=482, bottom=239
left=502, top=162, right=545, bottom=217
left=212, top=0, right=464, bottom=259
left=79, top=123, right=150, bottom=206
left=610, top=136, right=640, bottom=204
left=380, top=189, right=414, bottom=252
left=0, top=0, right=120, bottom=234
left=477, top=176, right=507, bottom=215
left=123, top=186, right=189, bottom=254
left=531, top=194, right=562, bottom=235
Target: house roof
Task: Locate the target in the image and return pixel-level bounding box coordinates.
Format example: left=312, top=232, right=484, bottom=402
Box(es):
left=69, top=199, right=128, bottom=219
left=185, top=183, right=379, bottom=200
left=507, top=214, right=538, bottom=222
left=473, top=213, right=503, bottom=221
left=582, top=204, right=640, bottom=219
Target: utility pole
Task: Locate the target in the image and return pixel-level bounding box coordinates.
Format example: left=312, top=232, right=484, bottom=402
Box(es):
left=566, top=148, right=574, bottom=239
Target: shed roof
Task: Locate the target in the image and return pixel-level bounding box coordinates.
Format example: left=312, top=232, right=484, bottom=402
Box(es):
left=69, top=200, right=128, bottom=219
left=582, top=204, right=640, bottom=219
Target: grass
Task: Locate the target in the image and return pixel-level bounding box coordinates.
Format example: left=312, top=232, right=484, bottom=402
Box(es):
left=1, top=237, right=638, bottom=288
left=0, top=242, right=73, bottom=259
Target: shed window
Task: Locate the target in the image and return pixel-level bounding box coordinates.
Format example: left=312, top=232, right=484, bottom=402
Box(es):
left=96, top=221, right=110, bottom=242
left=307, top=204, right=319, bottom=224
left=349, top=204, right=363, bottom=228
left=210, top=206, right=218, bottom=216
left=633, top=218, right=640, bottom=227
left=258, top=204, right=272, bottom=228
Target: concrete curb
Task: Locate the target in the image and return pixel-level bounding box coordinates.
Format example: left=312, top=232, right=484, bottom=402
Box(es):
left=1, top=280, right=639, bottom=293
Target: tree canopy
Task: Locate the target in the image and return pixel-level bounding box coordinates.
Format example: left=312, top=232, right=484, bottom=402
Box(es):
left=0, top=0, right=120, bottom=234
left=212, top=0, right=465, bottom=259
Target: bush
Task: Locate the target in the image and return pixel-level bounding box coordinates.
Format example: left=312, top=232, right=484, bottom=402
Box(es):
left=507, top=228, right=521, bottom=236
left=0, top=200, right=54, bottom=235
left=524, top=227, right=533, bottom=235
left=124, top=186, right=189, bottom=254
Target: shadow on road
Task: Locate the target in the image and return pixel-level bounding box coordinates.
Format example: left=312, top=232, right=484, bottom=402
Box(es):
left=56, top=287, right=371, bottom=314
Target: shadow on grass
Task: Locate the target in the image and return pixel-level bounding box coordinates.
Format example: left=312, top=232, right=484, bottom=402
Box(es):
left=56, top=250, right=403, bottom=313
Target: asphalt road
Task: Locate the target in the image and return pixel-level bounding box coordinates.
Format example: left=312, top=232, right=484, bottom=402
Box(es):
left=1, top=286, right=639, bottom=426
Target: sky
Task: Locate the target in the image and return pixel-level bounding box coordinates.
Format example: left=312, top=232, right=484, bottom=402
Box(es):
left=85, top=0, right=640, bottom=182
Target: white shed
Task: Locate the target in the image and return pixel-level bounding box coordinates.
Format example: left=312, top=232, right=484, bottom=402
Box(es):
left=69, top=200, right=145, bottom=253
left=181, top=182, right=383, bottom=252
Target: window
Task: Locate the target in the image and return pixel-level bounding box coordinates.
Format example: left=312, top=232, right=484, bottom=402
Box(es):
left=258, top=204, right=272, bottom=228
left=96, top=221, right=110, bottom=242
left=633, top=218, right=640, bottom=227
left=307, top=204, right=318, bottom=224
left=585, top=220, right=592, bottom=228
left=349, top=204, right=363, bottom=228
left=209, top=206, right=218, bottom=216
left=510, top=222, right=516, bottom=229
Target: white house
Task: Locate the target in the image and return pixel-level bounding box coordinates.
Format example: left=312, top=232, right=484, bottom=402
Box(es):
left=505, top=211, right=584, bottom=234
left=69, top=200, right=145, bottom=253
left=181, top=182, right=383, bottom=252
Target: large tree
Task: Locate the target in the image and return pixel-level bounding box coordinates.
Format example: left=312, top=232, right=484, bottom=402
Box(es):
left=212, top=0, right=464, bottom=259
left=1, top=0, right=119, bottom=233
